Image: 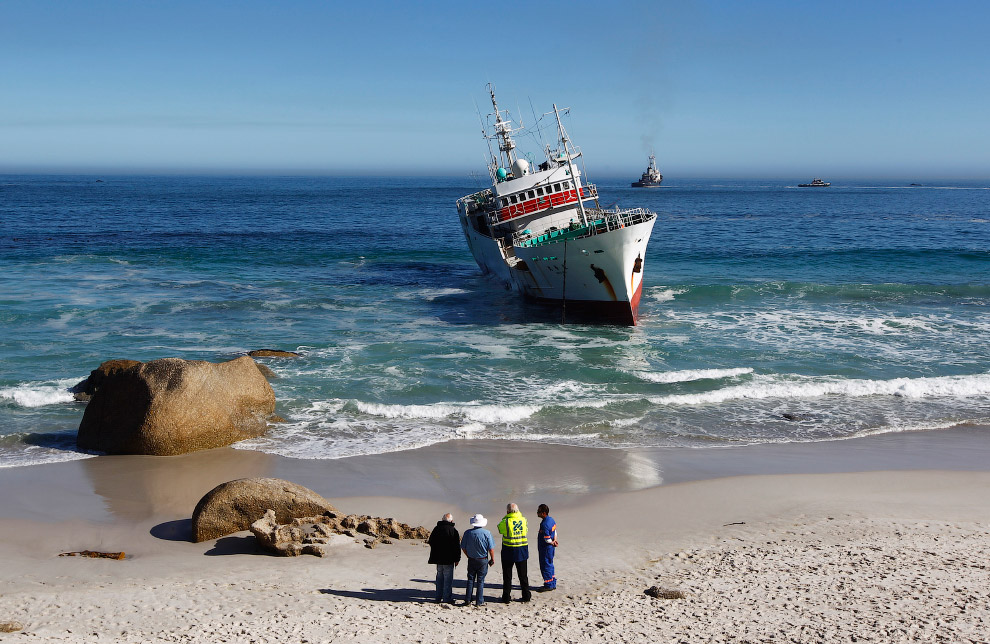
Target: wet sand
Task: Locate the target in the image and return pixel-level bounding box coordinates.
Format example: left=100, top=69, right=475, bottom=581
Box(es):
left=0, top=426, right=988, bottom=642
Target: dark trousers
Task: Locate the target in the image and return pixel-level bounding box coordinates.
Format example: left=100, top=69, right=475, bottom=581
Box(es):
left=501, top=557, right=531, bottom=601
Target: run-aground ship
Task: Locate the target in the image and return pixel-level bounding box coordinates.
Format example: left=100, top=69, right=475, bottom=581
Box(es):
left=456, top=85, right=658, bottom=325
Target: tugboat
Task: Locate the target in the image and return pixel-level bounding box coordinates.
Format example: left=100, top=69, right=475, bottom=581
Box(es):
left=456, top=85, right=658, bottom=325
left=798, top=178, right=831, bottom=187
left=631, top=153, right=663, bottom=187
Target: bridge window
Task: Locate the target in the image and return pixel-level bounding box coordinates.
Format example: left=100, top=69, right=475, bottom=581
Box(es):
left=536, top=187, right=544, bottom=196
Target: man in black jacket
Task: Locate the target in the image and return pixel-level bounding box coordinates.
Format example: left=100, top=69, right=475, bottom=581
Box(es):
left=427, top=513, right=461, bottom=603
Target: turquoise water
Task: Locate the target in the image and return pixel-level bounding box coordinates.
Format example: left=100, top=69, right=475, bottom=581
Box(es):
left=2, top=175, right=989, bottom=467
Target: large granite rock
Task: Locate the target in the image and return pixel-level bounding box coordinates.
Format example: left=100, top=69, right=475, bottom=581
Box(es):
left=76, top=356, right=276, bottom=456
left=71, top=359, right=142, bottom=402
left=191, top=477, right=338, bottom=543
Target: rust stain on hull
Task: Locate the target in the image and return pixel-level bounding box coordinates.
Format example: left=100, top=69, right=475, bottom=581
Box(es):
left=590, top=264, right=618, bottom=301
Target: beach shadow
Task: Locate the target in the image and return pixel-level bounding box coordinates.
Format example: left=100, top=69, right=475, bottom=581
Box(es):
left=204, top=535, right=266, bottom=556
left=319, top=579, right=477, bottom=603
left=150, top=518, right=193, bottom=542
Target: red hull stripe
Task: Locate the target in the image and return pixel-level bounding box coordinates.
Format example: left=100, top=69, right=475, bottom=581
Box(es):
left=494, top=187, right=594, bottom=223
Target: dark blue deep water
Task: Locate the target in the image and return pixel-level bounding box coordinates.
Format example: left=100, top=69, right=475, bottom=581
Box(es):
left=2, top=175, right=989, bottom=466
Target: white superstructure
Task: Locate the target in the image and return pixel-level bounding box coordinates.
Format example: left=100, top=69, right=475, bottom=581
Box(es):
left=456, top=85, right=658, bottom=325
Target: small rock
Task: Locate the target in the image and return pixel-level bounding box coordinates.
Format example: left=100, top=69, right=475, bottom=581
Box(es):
left=253, top=362, right=278, bottom=380
left=0, top=621, right=24, bottom=633
left=301, top=544, right=325, bottom=557
left=248, top=350, right=302, bottom=358
left=645, top=586, right=687, bottom=599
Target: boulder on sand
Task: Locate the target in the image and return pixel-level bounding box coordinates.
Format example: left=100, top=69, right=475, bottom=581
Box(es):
left=76, top=356, right=277, bottom=456
left=70, top=359, right=142, bottom=402
left=191, top=477, right=338, bottom=543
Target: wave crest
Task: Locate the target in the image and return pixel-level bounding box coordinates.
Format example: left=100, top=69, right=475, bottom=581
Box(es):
left=652, top=372, right=990, bottom=406
left=0, top=379, right=78, bottom=408
left=635, top=367, right=753, bottom=384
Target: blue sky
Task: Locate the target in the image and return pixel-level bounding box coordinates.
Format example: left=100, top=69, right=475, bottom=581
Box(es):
left=2, top=0, right=989, bottom=178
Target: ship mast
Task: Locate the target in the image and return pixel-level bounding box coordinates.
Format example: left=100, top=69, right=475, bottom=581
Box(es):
left=488, top=84, right=518, bottom=171
left=553, top=103, right=588, bottom=227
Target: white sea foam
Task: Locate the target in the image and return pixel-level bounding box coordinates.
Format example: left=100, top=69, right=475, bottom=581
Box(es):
left=607, top=417, right=646, bottom=428
left=635, top=367, right=753, bottom=384
left=354, top=400, right=540, bottom=424
left=650, top=288, right=686, bottom=303
left=236, top=425, right=457, bottom=460
left=454, top=422, right=486, bottom=436
left=847, top=419, right=983, bottom=440
left=651, top=372, right=990, bottom=406
left=0, top=447, right=96, bottom=469
left=0, top=379, right=78, bottom=408
left=396, top=288, right=469, bottom=301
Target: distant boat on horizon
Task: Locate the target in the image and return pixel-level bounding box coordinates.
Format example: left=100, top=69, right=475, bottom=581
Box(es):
left=799, top=178, right=830, bottom=187
left=631, top=153, right=663, bottom=188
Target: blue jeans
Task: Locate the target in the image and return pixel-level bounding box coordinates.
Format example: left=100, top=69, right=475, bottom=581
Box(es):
left=435, top=564, right=455, bottom=603
left=465, top=558, right=489, bottom=605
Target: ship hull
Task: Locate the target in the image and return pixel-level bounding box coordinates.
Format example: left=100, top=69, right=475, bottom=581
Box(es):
left=459, top=214, right=656, bottom=325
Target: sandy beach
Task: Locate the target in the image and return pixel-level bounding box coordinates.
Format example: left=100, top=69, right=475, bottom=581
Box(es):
left=1, top=427, right=989, bottom=643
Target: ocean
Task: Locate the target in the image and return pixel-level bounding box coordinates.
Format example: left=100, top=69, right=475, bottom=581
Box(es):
left=2, top=175, right=988, bottom=468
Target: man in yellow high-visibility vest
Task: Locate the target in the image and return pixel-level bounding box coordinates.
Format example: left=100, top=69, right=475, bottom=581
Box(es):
left=496, top=502, right=532, bottom=603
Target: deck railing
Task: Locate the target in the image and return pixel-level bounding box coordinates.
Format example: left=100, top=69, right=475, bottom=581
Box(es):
left=512, top=206, right=656, bottom=248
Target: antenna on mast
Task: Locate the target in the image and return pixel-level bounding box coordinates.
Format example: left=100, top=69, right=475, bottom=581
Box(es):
left=476, top=97, right=497, bottom=180
left=553, top=103, right=588, bottom=227
left=488, top=83, right=518, bottom=167
left=529, top=96, right=548, bottom=154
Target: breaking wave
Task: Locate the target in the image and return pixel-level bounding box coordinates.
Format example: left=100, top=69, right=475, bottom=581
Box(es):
left=353, top=400, right=540, bottom=424
left=0, top=379, right=78, bottom=408
left=635, top=367, right=753, bottom=384
left=651, top=372, right=990, bottom=406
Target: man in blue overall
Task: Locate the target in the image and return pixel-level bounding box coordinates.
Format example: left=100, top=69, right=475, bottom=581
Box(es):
left=536, top=503, right=558, bottom=591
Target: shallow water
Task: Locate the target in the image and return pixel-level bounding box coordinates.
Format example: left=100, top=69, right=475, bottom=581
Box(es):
left=2, top=175, right=988, bottom=466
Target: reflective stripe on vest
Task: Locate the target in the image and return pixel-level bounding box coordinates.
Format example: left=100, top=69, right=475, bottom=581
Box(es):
left=501, top=513, right=528, bottom=548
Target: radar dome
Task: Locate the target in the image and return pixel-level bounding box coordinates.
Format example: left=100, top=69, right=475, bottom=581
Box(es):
left=511, top=158, right=530, bottom=177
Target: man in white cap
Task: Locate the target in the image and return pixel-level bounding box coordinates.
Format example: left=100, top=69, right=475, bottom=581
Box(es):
left=459, top=513, right=495, bottom=606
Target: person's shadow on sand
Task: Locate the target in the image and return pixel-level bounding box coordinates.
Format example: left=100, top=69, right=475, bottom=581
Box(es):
left=319, top=579, right=483, bottom=603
